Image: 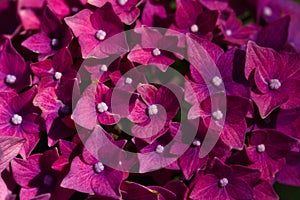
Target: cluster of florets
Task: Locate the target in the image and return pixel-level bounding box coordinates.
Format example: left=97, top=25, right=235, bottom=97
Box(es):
left=0, top=0, right=300, bottom=199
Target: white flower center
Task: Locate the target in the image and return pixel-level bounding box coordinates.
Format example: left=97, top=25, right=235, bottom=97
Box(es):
left=51, top=38, right=59, bottom=47
left=5, top=74, right=16, bottom=84
left=152, top=48, right=161, bottom=56
left=192, top=140, right=201, bottom=147
left=71, top=6, right=79, bottom=13
left=269, top=79, right=281, bottom=90
left=54, top=72, right=62, bottom=80
left=125, top=77, right=133, bottom=84
left=212, top=110, right=223, bottom=120
left=11, top=114, right=22, bottom=125
left=43, top=174, right=54, bottom=186
left=94, top=162, right=105, bottom=173
left=117, top=0, right=128, bottom=6
left=225, top=29, right=232, bottom=36
left=219, top=178, right=228, bottom=187
left=100, top=64, right=108, bottom=72
left=148, top=104, right=158, bottom=115
left=96, top=30, right=106, bottom=41
left=257, top=144, right=265, bottom=153
left=156, top=145, right=164, bottom=153
left=263, top=6, right=272, bottom=17
left=97, top=102, right=108, bottom=113
left=211, top=76, right=223, bottom=87
left=190, top=24, right=199, bottom=33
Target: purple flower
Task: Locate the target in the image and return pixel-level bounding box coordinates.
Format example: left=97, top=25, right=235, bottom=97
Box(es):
left=128, top=84, right=181, bottom=143
left=11, top=148, right=74, bottom=200
left=256, top=0, right=300, bottom=51
left=189, top=93, right=250, bottom=149
left=190, top=158, right=260, bottom=200
left=64, top=2, right=128, bottom=58
left=185, top=44, right=249, bottom=104
left=0, top=38, right=31, bottom=92
left=170, top=119, right=208, bottom=180
left=218, top=9, right=258, bottom=46
left=0, top=87, right=44, bottom=158
left=33, top=86, right=75, bottom=146
left=60, top=146, right=127, bottom=199
left=72, top=82, right=125, bottom=128
left=245, top=41, right=300, bottom=118
left=128, top=27, right=179, bottom=72
left=30, top=48, right=77, bottom=89
left=88, top=0, right=142, bottom=25
left=22, top=6, right=73, bottom=60
left=174, top=0, right=218, bottom=36
left=246, top=129, right=296, bottom=181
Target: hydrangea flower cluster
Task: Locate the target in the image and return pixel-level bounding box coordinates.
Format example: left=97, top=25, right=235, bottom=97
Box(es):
left=1, top=0, right=300, bottom=199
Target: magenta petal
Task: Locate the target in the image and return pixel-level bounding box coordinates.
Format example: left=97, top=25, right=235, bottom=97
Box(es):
left=91, top=169, right=123, bottom=199
left=137, top=84, right=157, bottom=105
left=0, top=136, right=25, bottom=172
left=189, top=174, right=221, bottom=200
left=64, top=9, right=94, bottom=37
left=97, top=112, right=120, bottom=125
left=251, top=90, right=288, bottom=118
left=0, top=177, right=14, bottom=200
left=128, top=99, right=148, bottom=123
left=179, top=147, right=207, bottom=180
left=131, top=114, right=166, bottom=141
left=253, top=181, right=279, bottom=200
left=121, top=181, right=158, bottom=200
left=11, top=154, right=41, bottom=187
left=22, top=33, right=52, bottom=54
left=221, top=121, right=247, bottom=150
left=72, top=84, right=98, bottom=130
left=60, top=156, right=94, bottom=194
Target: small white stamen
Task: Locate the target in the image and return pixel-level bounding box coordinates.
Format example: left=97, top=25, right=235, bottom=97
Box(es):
left=257, top=144, right=265, bottom=153
left=43, top=174, right=54, bottom=186
left=11, top=114, right=22, bottom=125
left=97, top=102, right=108, bottom=113
left=212, top=110, right=223, bottom=120
left=156, top=145, right=164, bottom=153
left=51, top=38, right=59, bottom=47
left=117, top=0, right=128, bottom=6
left=100, top=64, right=108, bottom=72
left=269, top=79, right=281, bottom=90
left=5, top=74, right=16, bottom=84
left=96, top=30, right=106, bottom=41
left=263, top=6, right=272, bottom=17
left=148, top=104, right=158, bottom=115
left=225, top=29, right=232, bottom=36
left=190, top=24, right=199, bottom=33
left=71, top=6, right=79, bottom=13
left=152, top=48, right=161, bottom=56
left=125, top=77, right=133, bottom=84
left=119, top=161, right=122, bottom=165
left=94, top=162, right=105, bottom=173
left=219, top=178, right=228, bottom=187
left=192, top=140, right=201, bottom=147
left=211, top=76, right=223, bottom=87
left=54, top=72, right=62, bottom=80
